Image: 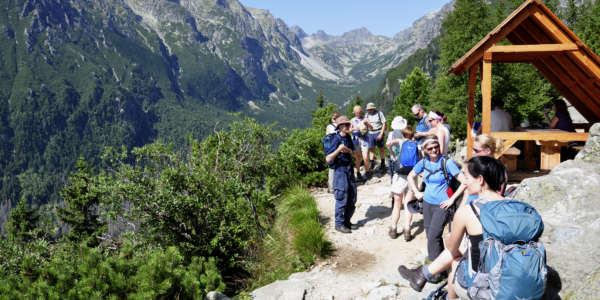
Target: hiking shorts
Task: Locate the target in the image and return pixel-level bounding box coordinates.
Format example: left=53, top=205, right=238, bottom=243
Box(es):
left=452, top=260, right=470, bottom=300
left=352, top=135, right=369, bottom=153
left=391, top=173, right=408, bottom=194
left=367, top=131, right=385, bottom=149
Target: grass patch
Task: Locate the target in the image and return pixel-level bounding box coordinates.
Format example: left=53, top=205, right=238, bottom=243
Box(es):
left=243, top=186, right=332, bottom=291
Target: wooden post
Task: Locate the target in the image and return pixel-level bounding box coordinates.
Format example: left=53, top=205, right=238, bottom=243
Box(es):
left=481, top=51, right=493, bottom=134
left=467, top=64, right=479, bottom=159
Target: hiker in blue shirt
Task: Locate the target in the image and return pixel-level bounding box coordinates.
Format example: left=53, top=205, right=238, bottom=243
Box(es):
left=407, top=136, right=466, bottom=276
left=398, top=156, right=510, bottom=299
left=411, top=104, right=431, bottom=147
left=325, top=116, right=359, bottom=234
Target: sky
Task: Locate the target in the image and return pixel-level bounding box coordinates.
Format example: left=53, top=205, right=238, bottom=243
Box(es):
left=238, top=0, right=450, bottom=37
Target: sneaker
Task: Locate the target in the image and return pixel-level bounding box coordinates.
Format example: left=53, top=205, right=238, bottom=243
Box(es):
left=335, top=225, right=351, bottom=234
left=403, top=229, right=413, bottom=242
left=388, top=227, right=399, bottom=239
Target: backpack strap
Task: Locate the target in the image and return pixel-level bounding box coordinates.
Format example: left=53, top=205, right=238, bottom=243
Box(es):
left=469, top=202, right=481, bottom=220
left=441, top=157, right=451, bottom=185
left=423, top=160, right=443, bottom=180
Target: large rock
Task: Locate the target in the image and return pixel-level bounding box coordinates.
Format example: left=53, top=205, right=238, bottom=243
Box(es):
left=513, top=122, right=600, bottom=298
left=250, top=279, right=313, bottom=300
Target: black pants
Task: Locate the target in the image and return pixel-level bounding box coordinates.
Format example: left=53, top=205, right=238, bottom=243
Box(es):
left=423, top=201, right=449, bottom=261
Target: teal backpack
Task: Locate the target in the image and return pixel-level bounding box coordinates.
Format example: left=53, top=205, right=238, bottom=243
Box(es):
left=466, top=200, right=547, bottom=300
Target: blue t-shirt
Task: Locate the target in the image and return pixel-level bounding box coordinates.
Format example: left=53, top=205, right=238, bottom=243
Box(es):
left=412, top=155, right=461, bottom=205
left=415, top=117, right=431, bottom=144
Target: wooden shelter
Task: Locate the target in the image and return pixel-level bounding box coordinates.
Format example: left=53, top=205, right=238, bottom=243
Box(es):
left=448, top=0, right=600, bottom=170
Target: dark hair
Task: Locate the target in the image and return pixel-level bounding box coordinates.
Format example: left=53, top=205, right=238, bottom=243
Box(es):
left=492, top=98, right=504, bottom=108
left=466, top=156, right=507, bottom=192
left=552, top=99, right=568, bottom=113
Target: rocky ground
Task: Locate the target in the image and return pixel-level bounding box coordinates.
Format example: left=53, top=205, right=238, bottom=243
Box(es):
left=252, top=171, right=447, bottom=299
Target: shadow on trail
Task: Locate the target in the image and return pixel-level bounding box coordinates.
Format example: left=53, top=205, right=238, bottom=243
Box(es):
left=355, top=205, right=392, bottom=226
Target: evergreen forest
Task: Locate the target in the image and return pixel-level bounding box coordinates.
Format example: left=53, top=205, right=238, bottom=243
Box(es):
left=2, top=0, right=600, bottom=298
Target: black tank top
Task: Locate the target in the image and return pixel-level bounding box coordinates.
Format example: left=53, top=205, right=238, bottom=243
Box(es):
left=468, top=202, right=484, bottom=272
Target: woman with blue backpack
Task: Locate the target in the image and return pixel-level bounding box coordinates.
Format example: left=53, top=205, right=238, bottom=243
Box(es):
left=399, top=156, right=546, bottom=300
left=386, top=117, right=419, bottom=241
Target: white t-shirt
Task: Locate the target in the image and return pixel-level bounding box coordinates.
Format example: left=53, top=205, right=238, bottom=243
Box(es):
left=440, top=125, right=450, bottom=154
left=491, top=108, right=513, bottom=132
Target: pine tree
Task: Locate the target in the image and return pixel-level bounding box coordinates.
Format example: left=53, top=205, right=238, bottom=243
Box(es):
left=391, top=67, right=431, bottom=126
left=58, top=157, right=106, bottom=246
left=4, top=198, right=40, bottom=243
left=316, top=90, right=325, bottom=108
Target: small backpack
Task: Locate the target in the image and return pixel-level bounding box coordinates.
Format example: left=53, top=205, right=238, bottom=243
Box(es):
left=467, top=200, right=547, bottom=300
left=393, top=140, right=419, bottom=175
left=322, top=132, right=339, bottom=169
left=440, top=157, right=461, bottom=197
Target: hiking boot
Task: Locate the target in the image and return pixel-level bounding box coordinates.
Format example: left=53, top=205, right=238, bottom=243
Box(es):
left=365, top=171, right=373, bottom=180
left=335, top=225, right=351, bottom=234
left=346, top=222, right=360, bottom=230
left=398, top=265, right=426, bottom=292
left=403, top=229, right=413, bottom=242
left=376, top=163, right=386, bottom=173
left=388, top=227, right=399, bottom=239
left=427, top=271, right=447, bottom=284
left=356, top=174, right=365, bottom=182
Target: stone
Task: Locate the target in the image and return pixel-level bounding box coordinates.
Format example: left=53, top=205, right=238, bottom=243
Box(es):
left=250, top=279, right=312, bottom=300
left=575, top=123, right=600, bottom=163
left=365, top=285, right=400, bottom=300
left=204, top=291, right=231, bottom=300
left=511, top=123, right=600, bottom=298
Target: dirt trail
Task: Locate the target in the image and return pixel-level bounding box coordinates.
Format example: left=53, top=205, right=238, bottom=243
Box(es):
left=300, top=173, right=441, bottom=299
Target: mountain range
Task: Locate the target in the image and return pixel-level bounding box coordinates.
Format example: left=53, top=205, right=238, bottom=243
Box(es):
left=0, top=0, right=451, bottom=223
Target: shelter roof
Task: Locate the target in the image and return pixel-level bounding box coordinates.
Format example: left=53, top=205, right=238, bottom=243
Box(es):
left=448, top=0, right=600, bottom=122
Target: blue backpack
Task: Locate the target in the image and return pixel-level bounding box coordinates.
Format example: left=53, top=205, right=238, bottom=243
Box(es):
left=393, top=140, right=419, bottom=175
left=322, top=132, right=338, bottom=169
left=466, top=200, right=547, bottom=300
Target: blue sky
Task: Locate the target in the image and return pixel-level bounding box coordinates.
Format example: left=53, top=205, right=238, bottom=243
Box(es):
left=239, top=0, right=450, bottom=37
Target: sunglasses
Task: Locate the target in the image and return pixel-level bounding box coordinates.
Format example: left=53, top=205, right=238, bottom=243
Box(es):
left=425, top=146, right=439, bottom=151
left=413, top=111, right=420, bottom=117
left=473, top=147, right=484, bottom=153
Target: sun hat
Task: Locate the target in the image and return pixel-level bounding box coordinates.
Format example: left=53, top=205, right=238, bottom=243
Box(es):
left=366, top=102, right=377, bottom=110
left=335, top=115, right=351, bottom=126
left=391, top=116, right=407, bottom=131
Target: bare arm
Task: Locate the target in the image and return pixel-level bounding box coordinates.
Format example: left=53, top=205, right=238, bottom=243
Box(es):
left=407, top=170, right=424, bottom=200
left=549, top=116, right=559, bottom=129
left=437, top=128, right=447, bottom=154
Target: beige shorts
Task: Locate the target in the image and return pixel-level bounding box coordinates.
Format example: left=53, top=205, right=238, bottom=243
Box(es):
left=391, top=173, right=408, bottom=194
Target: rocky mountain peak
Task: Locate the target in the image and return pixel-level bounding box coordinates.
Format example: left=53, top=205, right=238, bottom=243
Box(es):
left=341, top=27, right=374, bottom=43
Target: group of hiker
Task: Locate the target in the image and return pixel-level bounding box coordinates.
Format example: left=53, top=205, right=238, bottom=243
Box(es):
left=323, top=103, right=548, bottom=299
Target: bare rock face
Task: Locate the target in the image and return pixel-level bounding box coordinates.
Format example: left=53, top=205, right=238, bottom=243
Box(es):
left=513, top=122, right=600, bottom=298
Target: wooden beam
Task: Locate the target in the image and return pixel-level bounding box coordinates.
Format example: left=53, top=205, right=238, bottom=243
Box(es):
left=512, top=23, right=600, bottom=121
left=494, top=139, right=518, bottom=159
left=449, top=4, right=537, bottom=75
left=487, top=43, right=578, bottom=54
left=481, top=55, right=492, bottom=134
left=531, top=9, right=600, bottom=80
left=467, top=64, right=479, bottom=159
left=491, top=131, right=589, bottom=142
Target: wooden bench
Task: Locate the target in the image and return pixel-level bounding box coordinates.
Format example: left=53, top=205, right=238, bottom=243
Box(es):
left=499, top=147, right=521, bottom=172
